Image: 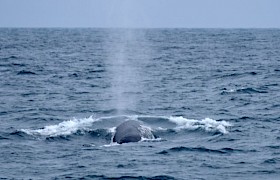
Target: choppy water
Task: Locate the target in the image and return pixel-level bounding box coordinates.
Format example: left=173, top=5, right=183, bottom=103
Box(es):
left=0, top=28, right=280, bottom=179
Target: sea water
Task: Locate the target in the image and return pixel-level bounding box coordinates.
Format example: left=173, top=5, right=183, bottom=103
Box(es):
left=0, top=28, right=280, bottom=179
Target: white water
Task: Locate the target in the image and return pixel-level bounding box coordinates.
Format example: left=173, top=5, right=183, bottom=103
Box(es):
left=169, top=116, right=232, bottom=134
left=21, top=116, right=98, bottom=136
left=21, top=115, right=232, bottom=137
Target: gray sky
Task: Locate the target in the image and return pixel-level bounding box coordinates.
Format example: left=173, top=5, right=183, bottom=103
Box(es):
left=0, top=0, right=280, bottom=28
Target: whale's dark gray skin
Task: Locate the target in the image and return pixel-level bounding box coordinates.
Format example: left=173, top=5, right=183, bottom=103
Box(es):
left=113, top=120, right=143, bottom=144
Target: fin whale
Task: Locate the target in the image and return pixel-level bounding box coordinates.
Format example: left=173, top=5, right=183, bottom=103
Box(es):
left=113, top=120, right=154, bottom=144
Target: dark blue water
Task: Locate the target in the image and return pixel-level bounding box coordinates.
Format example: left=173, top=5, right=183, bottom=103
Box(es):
left=1, top=28, right=280, bottom=179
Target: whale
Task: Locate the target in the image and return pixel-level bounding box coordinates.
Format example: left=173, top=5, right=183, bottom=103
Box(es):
left=113, top=120, right=155, bottom=144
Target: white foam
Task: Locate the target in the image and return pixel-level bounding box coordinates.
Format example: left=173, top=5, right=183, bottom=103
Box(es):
left=102, top=142, right=120, bottom=147
left=169, top=116, right=232, bottom=134
left=21, top=116, right=99, bottom=136
left=141, top=137, right=163, bottom=142
left=156, top=127, right=168, bottom=131
left=108, top=127, right=116, bottom=133
left=225, top=89, right=235, bottom=93
left=20, top=115, right=232, bottom=138
left=120, top=115, right=232, bottom=134
left=139, top=125, right=156, bottom=139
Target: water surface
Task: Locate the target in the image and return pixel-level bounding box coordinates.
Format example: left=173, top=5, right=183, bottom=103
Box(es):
left=0, top=28, right=280, bottom=179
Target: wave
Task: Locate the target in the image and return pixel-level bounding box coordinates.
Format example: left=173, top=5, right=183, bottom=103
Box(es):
left=221, top=87, right=268, bottom=95
left=221, top=71, right=258, bottom=78
left=20, top=115, right=232, bottom=141
left=17, top=70, right=36, bottom=75
left=157, top=146, right=240, bottom=155
left=21, top=116, right=99, bottom=136
left=168, top=116, right=231, bottom=134
left=0, top=135, right=9, bottom=140
left=70, top=175, right=176, bottom=180
left=262, top=158, right=280, bottom=164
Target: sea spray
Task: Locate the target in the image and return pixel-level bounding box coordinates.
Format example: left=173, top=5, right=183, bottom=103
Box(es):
left=21, top=116, right=99, bottom=136
left=169, top=116, right=232, bottom=134
left=20, top=115, right=232, bottom=138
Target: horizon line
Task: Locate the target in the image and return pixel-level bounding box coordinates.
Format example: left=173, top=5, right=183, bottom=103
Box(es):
left=1, top=26, right=280, bottom=29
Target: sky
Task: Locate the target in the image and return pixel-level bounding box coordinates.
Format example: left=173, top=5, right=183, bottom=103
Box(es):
left=0, top=0, right=280, bottom=28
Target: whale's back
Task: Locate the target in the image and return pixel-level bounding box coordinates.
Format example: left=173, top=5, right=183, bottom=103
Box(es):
left=113, top=120, right=142, bottom=144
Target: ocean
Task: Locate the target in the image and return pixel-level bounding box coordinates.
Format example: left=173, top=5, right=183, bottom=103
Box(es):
left=0, top=28, right=279, bottom=179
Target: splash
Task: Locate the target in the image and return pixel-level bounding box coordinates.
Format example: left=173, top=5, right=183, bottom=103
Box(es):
left=20, top=115, right=232, bottom=138
left=21, top=116, right=99, bottom=136
left=169, top=116, right=232, bottom=134
left=139, top=125, right=156, bottom=139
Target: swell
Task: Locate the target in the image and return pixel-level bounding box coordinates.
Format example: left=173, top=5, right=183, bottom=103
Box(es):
left=219, top=71, right=259, bottom=78
left=17, top=70, right=36, bottom=75
left=221, top=87, right=268, bottom=95
left=62, top=175, right=176, bottom=180
left=157, top=146, right=246, bottom=155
